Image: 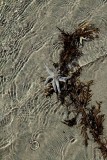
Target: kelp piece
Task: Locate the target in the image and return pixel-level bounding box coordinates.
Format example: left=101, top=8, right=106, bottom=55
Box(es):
left=44, top=23, right=107, bottom=159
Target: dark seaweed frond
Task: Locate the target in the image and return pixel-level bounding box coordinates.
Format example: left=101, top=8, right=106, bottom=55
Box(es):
left=44, top=84, right=54, bottom=97
left=62, top=116, right=77, bottom=127
left=88, top=102, right=105, bottom=140
left=98, top=140, right=107, bottom=159
left=44, top=22, right=107, bottom=159
left=75, top=22, right=99, bottom=40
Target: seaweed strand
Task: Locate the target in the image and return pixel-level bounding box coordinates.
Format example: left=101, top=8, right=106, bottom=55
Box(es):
left=44, top=22, right=107, bottom=159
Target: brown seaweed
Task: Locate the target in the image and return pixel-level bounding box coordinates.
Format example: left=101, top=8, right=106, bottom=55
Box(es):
left=44, top=22, right=107, bottom=159
left=57, top=22, right=99, bottom=76
left=62, top=117, right=77, bottom=127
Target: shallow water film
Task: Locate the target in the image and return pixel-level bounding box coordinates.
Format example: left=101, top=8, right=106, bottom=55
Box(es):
left=0, top=0, right=107, bottom=160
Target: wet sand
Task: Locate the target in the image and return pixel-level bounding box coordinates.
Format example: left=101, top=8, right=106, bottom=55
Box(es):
left=0, top=0, right=107, bottom=159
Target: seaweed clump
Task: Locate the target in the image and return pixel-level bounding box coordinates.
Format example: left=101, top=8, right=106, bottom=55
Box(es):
left=44, top=22, right=107, bottom=159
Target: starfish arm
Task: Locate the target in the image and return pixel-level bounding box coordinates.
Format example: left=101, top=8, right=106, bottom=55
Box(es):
left=52, top=79, right=57, bottom=92
left=80, top=36, right=87, bottom=45
left=55, top=79, right=61, bottom=93
left=59, top=77, right=66, bottom=82
left=44, top=64, right=54, bottom=76
left=59, top=76, right=70, bottom=82
left=44, top=76, right=52, bottom=85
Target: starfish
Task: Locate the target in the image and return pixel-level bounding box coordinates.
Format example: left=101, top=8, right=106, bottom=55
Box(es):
left=44, top=64, right=70, bottom=93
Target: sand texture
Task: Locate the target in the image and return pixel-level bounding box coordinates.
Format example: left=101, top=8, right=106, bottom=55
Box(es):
left=0, top=0, right=107, bottom=159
